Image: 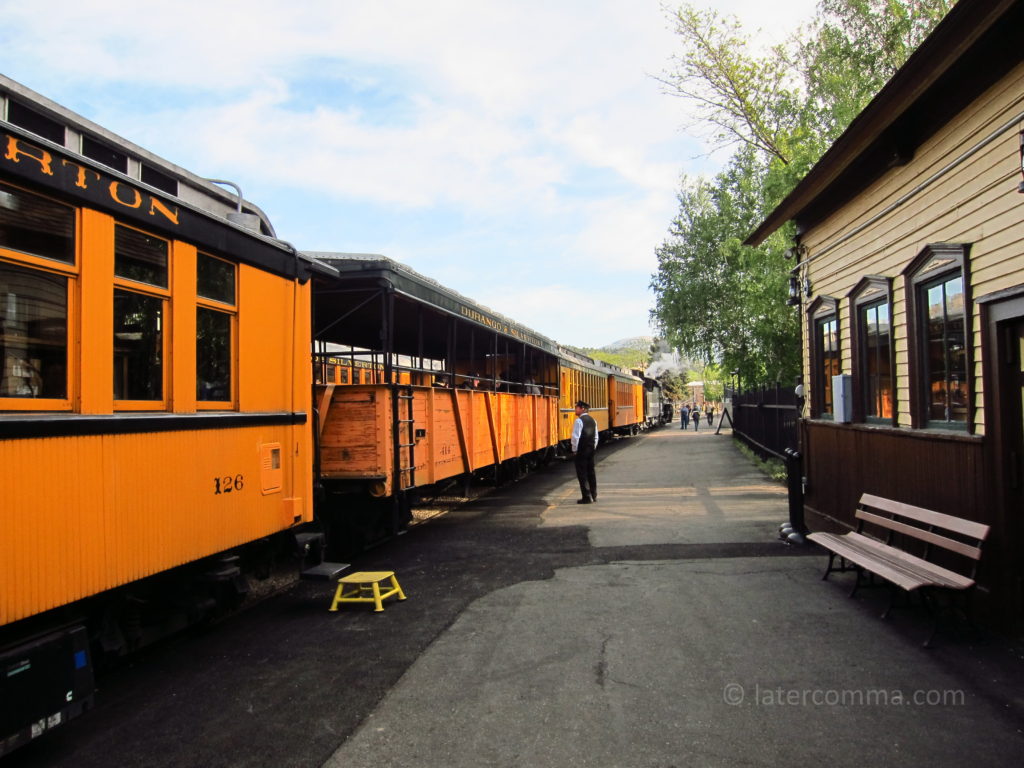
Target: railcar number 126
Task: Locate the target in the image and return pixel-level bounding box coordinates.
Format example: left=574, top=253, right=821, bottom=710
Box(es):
left=214, top=475, right=245, bottom=494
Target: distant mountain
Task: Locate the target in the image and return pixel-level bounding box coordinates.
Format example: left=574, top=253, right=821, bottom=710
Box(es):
left=601, top=336, right=654, bottom=352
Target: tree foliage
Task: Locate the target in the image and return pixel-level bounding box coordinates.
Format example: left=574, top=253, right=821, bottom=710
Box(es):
left=651, top=145, right=799, bottom=386
left=651, top=0, right=954, bottom=388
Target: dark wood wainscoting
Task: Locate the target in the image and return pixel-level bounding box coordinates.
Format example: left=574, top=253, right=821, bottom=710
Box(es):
left=799, top=419, right=1013, bottom=625
left=801, top=420, right=988, bottom=530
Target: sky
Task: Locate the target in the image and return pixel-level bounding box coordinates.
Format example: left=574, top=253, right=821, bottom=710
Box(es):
left=1, top=0, right=818, bottom=348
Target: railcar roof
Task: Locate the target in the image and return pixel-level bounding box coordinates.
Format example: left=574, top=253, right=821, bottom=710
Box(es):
left=556, top=344, right=639, bottom=380
left=306, top=251, right=561, bottom=355
left=1, top=74, right=332, bottom=281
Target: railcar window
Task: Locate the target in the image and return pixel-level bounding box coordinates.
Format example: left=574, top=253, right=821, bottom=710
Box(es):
left=0, top=261, right=67, bottom=398
left=7, top=100, right=65, bottom=145
left=113, top=289, right=163, bottom=401
left=0, top=182, right=75, bottom=264
left=114, top=225, right=167, bottom=288
left=197, top=253, right=235, bottom=304
left=140, top=164, right=178, bottom=196
left=196, top=307, right=231, bottom=401
left=196, top=253, right=236, bottom=405
left=81, top=135, right=128, bottom=174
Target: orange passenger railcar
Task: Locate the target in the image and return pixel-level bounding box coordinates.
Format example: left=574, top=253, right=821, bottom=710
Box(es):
left=0, top=76, right=323, bottom=754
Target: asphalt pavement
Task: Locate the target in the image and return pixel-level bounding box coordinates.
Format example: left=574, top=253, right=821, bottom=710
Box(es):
left=10, top=421, right=1024, bottom=768
left=324, top=423, right=1024, bottom=768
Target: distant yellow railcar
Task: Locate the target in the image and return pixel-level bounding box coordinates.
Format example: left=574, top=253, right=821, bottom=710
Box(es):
left=557, top=347, right=645, bottom=442
left=557, top=348, right=610, bottom=440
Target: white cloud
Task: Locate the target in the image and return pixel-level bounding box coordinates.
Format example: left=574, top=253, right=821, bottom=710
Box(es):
left=3, top=0, right=819, bottom=345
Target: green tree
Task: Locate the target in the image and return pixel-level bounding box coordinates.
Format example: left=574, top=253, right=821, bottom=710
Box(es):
left=657, top=370, right=687, bottom=402
left=651, top=0, right=954, bottom=388
left=701, top=362, right=726, bottom=402
left=651, top=146, right=799, bottom=386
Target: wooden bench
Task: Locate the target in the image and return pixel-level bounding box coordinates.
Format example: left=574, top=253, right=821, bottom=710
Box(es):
left=807, top=493, right=989, bottom=646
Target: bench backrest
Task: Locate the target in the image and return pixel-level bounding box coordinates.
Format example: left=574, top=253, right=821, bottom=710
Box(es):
left=855, top=493, right=990, bottom=561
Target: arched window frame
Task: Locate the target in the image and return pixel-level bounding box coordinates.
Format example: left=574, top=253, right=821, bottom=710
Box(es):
left=903, top=243, right=972, bottom=431
left=848, top=275, right=895, bottom=425
left=807, top=295, right=840, bottom=419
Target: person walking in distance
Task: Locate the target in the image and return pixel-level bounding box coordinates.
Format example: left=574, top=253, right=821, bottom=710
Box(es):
left=571, top=400, right=599, bottom=504
left=692, top=403, right=700, bottom=431
left=680, top=402, right=690, bottom=430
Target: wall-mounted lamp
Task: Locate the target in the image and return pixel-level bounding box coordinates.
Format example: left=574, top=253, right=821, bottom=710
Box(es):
left=787, top=274, right=801, bottom=306
left=1018, top=128, right=1024, bottom=193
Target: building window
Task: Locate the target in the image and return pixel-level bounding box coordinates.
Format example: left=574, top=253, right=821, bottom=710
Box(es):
left=114, top=225, right=168, bottom=407
left=905, top=243, right=970, bottom=430
left=808, top=297, right=839, bottom=419
left=923, top=273, right=967, bottom=425
left=850, top=276, right=894, bottom=423
left=196, top=252, right=236, bottom=405
left=861, top=301, right=893, bottom=420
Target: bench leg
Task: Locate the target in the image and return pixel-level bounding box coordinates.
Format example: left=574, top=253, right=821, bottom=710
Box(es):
left=880, top=583, right=899, bottom=620
left=821, top=552, right=837, bottom=581
left=919, top=588, right=939, bottom=648
left=955, top=590, right=976, bottom=631
left=848, top=566, right=865, bottom=598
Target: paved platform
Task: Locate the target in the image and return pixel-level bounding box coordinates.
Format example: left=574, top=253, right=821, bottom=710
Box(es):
left=324, top=425, right=1024, bottom=768
left=14, top=424, right=1023, bottom=768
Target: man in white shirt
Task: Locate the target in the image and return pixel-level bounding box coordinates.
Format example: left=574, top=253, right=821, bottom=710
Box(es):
left=571, top=400, right=599, bottom=504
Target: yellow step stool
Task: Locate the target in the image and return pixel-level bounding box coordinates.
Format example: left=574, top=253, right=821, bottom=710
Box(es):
left=329, top=571, right=407, bottom=613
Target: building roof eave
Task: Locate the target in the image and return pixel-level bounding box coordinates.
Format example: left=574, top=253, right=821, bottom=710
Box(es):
left=744, top=0, right=1022, bottom=247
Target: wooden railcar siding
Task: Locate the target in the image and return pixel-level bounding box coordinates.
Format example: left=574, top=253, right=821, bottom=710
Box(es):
left=317, top=386, right=557, bottom=497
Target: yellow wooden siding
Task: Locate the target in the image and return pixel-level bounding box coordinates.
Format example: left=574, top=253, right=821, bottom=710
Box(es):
left=799, top=60, right=1024, bottom=435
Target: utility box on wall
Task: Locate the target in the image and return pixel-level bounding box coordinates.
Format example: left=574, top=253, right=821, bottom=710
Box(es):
left=832, top=374, right=853, bottom=423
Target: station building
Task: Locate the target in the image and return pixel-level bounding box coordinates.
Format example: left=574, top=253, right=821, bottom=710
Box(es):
left=746, top=0, right=1024, bottom=632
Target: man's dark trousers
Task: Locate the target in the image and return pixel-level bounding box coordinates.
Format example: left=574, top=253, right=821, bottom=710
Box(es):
left=575, top=448, right=596, bottom=501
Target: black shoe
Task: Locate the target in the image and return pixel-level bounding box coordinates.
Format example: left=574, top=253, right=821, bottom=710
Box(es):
left=591, top=494, right=598, bottom=502
left=577, top=497, right=592, bottom=504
